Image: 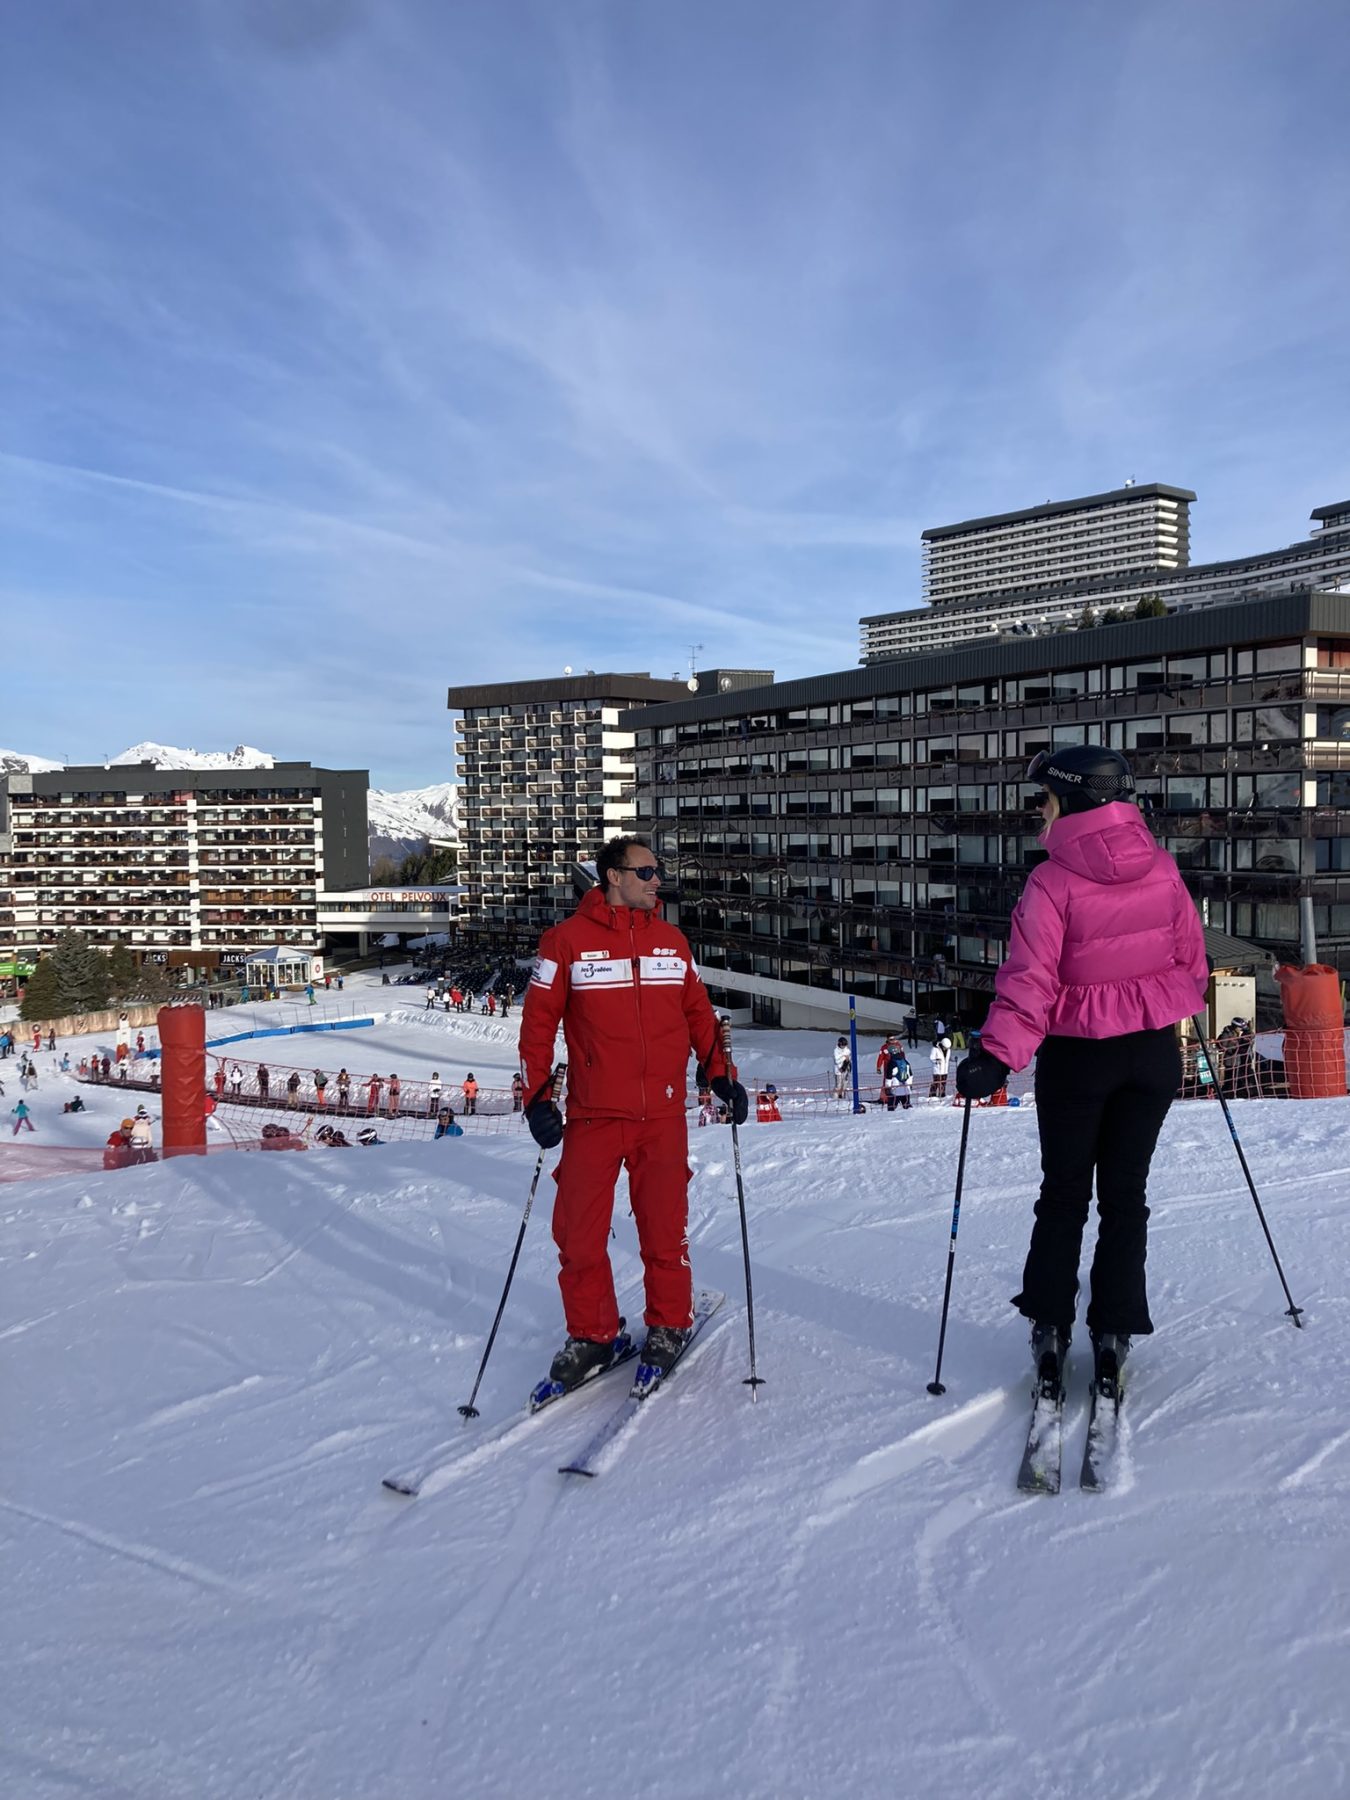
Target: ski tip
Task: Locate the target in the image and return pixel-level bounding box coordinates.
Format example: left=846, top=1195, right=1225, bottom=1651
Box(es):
left=558, top=1465, right=597, bottom=1478
left=382, top=1477, right=418, bottom=1497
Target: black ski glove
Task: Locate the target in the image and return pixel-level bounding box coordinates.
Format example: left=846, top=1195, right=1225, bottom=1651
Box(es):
left=524, top=1097, right=564, bottom=1149
left=710, top=1075, right=749, bottom=1125
left=955, top=1044, right=1011, bottom=1100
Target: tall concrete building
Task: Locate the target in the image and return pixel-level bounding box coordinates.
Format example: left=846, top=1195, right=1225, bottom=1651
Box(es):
left=448, top=670, right=771, bottom=944
left=862, top=493, right=1350, bottom=662
left=0, top=761, right=368, bottom=975
left=921, top=483, right=1194, bottom=609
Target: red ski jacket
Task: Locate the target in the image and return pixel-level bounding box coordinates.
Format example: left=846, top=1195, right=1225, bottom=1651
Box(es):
left=519, top=887, right=728, bottom=1120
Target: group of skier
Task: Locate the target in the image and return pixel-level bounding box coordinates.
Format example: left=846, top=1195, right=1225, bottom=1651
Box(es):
left=516, top=747, right=1209, bottom=1407
left=425, top=981, right=515, bottom=1017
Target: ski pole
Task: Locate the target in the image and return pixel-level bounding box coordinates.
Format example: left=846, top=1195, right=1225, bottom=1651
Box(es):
left=457, top=1061, right=566, bottom=1419
left=722, top=1022, right=765, bottom=1397
left=927, top=1094, right=974, bottom=1395
left=1191, top=1017, right=1304, bottom=1327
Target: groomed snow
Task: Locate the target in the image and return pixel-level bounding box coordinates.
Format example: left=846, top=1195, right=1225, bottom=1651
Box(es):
left=3, top=988, right=1347, bottom=1798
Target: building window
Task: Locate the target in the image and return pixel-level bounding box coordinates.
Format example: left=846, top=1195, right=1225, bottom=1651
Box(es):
left=1235, top=643, right=1301, bottom=677
left=1233, top=705, right=1301, bottom=743
left=1235, top=772, right=1300, bottom=808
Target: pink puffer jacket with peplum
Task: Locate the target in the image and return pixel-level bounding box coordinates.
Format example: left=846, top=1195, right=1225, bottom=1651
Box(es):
left=979, top=802, right=1208, bottom=1073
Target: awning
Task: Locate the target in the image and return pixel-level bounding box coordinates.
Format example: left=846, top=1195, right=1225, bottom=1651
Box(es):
left=1203, top=926, right=1277, bottom=971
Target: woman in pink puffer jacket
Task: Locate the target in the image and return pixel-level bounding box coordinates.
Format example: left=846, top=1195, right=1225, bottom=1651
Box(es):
left=956, top=746, right=1208, bottom=1394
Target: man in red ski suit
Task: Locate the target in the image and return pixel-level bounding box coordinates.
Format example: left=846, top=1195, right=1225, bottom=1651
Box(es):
left=519, top=836, right=747, bottom=1381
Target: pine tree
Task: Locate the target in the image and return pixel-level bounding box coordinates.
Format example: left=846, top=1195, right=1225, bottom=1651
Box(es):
left=49, top=931, right=113, bottom=1014
left=1134, top=595, right=1168, bottom=619
left=107, top=941, right=138, bottom=1002
left=1077, top=604, right=1098, bottom=631
left=19, top=956, right=61, bottom=1022
left=396, top=846, right=457, bottom=885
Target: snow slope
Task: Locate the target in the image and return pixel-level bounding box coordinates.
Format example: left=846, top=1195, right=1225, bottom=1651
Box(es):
left=2, top=1005, right=1347, bottom=1799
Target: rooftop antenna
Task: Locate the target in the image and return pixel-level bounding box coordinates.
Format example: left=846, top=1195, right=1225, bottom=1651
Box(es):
left=688, top=643, right=704, bottom=679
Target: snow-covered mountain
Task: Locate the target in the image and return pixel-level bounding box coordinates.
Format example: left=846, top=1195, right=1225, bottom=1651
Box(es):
left=0, top=749, right=65, bottom=774
left=367, top=782, right=459, bottom=864
left=1, top=744, right=277, bottom=773
left=111, top=742, right=275, bottom=771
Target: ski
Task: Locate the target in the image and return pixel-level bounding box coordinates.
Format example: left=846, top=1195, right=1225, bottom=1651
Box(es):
left=1016, top=1370, right=1065, bottom=1495
left=559, top=1289, right=726, bottom=1479
left=381, top=1324, right=636, bottom=1497
left=1080, top=1351, right=1125, bottom=1493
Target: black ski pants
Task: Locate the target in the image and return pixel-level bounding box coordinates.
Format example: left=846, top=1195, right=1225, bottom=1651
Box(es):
left=1013, top=1027, right=1180, bottom=1339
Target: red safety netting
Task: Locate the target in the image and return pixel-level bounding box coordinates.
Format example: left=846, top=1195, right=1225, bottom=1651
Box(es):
left=0, top=1137, right=316, bottom=1185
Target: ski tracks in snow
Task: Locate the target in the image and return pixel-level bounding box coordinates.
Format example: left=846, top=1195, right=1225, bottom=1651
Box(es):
left=0, top=1494, right=262, bottom=1602
left=387, top=1462, right=566, bottom=1788
left=752, top=1388, right=1033, bottom=1793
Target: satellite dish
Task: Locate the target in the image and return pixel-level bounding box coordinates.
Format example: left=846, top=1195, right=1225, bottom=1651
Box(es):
left=564, top=665, right=573, bottom=675
left=687, top=677, right=699, bottom=692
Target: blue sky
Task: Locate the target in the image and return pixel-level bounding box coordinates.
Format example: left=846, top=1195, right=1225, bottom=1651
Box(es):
left=4, top=0, right=1348, bottom=788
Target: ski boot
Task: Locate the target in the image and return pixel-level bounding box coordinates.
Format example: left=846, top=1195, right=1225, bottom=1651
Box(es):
left=641, top=1324, right=692, bottom=1375
left=628, top=1323, right=694, bottom=1400
left=529, top=1324, right=633, bottom=1411
left=1090, top=1332, right=1130, bottom=1405
left=1030, top=1322, right=1070, bottom=1402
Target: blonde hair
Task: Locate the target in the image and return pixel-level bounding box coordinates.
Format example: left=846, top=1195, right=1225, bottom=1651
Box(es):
left=1037, top=791, right=1062, bottom=843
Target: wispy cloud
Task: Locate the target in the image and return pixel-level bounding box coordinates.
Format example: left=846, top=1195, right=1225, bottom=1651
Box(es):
left=3, top=0, right=1347, bottom=783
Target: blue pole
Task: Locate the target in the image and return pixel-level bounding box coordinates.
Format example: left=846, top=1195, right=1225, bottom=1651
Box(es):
left=848, top=995, right=863, bottom=1114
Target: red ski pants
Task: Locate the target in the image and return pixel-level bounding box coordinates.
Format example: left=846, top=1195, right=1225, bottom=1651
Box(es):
left=551, top=1113, right=693, bottom=1340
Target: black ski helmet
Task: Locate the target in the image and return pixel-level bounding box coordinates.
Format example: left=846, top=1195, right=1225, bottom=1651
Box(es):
left=1027, top=745, right=1134, bottom=814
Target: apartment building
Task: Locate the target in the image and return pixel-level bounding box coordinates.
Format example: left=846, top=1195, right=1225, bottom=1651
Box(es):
left=0, top=762, right=368, bottom=973
left=449, top=670, right=773, bottom=944
left=923, top=483, right=1194, bottom=609
left=447, top=674, right=690, bottom=943
left=625, top=593, right=1350, bottom=1029
left=861, top=496, right=1350, bottom=663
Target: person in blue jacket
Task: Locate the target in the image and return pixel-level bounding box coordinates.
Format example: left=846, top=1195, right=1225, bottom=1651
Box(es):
left=434, top=1109, right=464, bottom=1139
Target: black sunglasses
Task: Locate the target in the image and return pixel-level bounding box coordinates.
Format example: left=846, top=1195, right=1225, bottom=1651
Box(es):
left=620, top=863, right=662, bottom=882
